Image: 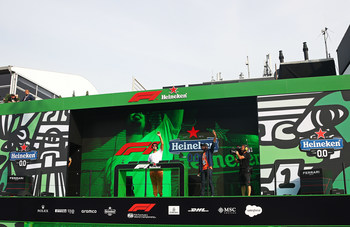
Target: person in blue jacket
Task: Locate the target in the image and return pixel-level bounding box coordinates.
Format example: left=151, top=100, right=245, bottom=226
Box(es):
left=22, top=90, right=35, bottom=101
left=197, top=130, right=217, bottom=196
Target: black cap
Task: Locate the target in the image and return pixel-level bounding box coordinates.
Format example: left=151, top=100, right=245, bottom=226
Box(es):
left=201, top=143, right=208, bottom=147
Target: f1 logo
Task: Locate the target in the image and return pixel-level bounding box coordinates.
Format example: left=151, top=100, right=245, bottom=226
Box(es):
left=128, top=204, right=156, bottom=212
left=128, top=91, right=162, bottom=102
left=115, top=142, right=160, bottom=156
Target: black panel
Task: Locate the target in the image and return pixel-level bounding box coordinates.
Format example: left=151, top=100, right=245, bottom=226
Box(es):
left=337, top=25, right=350, bottom=75
left=37, top=86, right=55, bottom=99
left=0, top=86, right=10, bottom=100
left=17, top=79, right=36, bottom=96
left=279, top=59, right=337, bottom=79
left=0, top=73, right=11, bottom=86
left=0, top=196, right=348, bottom=225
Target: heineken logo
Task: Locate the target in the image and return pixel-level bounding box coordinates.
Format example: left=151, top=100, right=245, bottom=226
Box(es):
left=161, top=86, right=188, bottom=100
left=300, top=138, right=343, bottom=151
left=299, top=128, right=343, bottom=159
left=9, top=143, right=38, bottom=166
left=169, top=138, right=219, bottom=154
left=10, top=151, right=38, bottom=161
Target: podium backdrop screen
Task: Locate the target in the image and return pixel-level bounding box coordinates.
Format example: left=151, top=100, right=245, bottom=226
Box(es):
left=72, top=96, right=260, bottom=197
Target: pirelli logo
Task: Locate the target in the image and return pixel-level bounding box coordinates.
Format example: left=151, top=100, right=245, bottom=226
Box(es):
left=128, top=91, right=162, bottom=102
left=115, top=142, right=160, bottom=156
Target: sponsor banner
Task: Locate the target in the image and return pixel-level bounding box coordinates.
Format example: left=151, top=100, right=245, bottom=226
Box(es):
left=55, top=209, right=75, bottom=215
left=114, top=142, right=159, bottom=156
left=128, top=87, right=189, bottom=103
left=0, top=196, right=349, bottom=225
left=218, top=207, right=236, bottom=215
left=81, top=210, right=97, bottom=214
left=300, top=169, right=323, bottom=178
left=168, top=206, right=180, bottom=215
left=300, top=138, right=343, bottom=151
left=161, top=93, right=188, bottom=100
left=188, top=207, right=209, bottom=213
left=128, top=91, right=162, bottom=103
left=10, top=151, right=38, bottom=161
left=169, top=138, right=219, bottom=154
left=127, top=203, right=157, bottom=219
left=104, top=207, right=116, bottom=216
left=8, top=176, right=25, bottom=181
left=37, top=205, right=49, bottom=213
left=245, top=205, right=262, bottom=217
left=161, top=86, right=188, bottom=101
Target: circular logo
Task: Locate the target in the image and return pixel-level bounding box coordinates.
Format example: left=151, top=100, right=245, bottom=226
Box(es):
left=127, top=213, right=134, bottom=218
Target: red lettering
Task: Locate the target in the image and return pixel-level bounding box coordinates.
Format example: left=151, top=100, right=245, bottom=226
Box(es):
left=128, top=203, right=156, bottom=212
left=115, top=142, right=160, bottom=156
left=128, top=91, right=162, bottom=102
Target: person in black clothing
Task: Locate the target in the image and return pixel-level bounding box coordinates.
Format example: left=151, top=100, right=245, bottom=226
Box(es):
left=22, top=90, right=35, bottom=101
left=234, top=145, right=252, bottom=196
left=5, top=94, right=19, bottom=103
left=197, top=130, right=217, bottom=196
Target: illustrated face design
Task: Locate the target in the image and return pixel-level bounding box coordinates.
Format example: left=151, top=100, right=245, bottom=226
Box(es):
left=258, top=91, right=350, bottom=195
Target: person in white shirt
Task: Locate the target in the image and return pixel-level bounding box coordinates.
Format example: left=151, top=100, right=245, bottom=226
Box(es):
left=148, top=131, right=164, bottom=197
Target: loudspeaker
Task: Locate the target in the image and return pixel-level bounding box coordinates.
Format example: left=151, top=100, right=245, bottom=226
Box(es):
left=0, top=191, right=11, bottom=196
left=299, top=169, right=332, bottom=194
left=330, top=189, right=344, bottom=194
left=262, top=191, right=274, bottom=195
left=126, top=176, right=134, bottom=197
left=7, top=176, right=33, bottom=196
left=18, top=190, right=32, bottom=196
left=40, top=192, right=54, bottom=197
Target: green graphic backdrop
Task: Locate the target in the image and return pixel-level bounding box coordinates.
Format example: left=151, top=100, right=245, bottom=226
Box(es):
left=73, top=97, right=260, bottom=197
left=258, top=91, right=350, bottom=195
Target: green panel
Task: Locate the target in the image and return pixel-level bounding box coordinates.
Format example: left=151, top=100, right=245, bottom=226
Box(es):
left=1, top=221, right=349, bottom=227
left=0, top=75, right=350, bottom=115
left=41, top=174, right=47, bottom=193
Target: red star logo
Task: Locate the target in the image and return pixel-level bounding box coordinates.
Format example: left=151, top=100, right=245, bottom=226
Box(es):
left=20, top=144, right=28, bottom=151
left=170, top=86, right=178, bottom=94
left=315, top=128, right=327, bottom=139
left=187, top=126, right=200, bottom=138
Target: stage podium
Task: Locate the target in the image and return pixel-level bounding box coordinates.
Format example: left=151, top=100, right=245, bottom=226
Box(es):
left=6, top=176, right=33, bottom=196
left=299, top=168, right=332, bottom=194
left=114, top=160, right=188, bottom=197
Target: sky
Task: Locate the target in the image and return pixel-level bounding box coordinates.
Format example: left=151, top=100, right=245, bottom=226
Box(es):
left=0, top=0, right=349, bottom=94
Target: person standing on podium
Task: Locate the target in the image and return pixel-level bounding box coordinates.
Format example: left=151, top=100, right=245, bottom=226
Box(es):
left=197, top=130, right=217, bottom=196
left=148, top=131, right=164, bottom=197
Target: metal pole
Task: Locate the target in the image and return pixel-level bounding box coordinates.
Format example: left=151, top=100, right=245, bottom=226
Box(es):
left=89, top=170, right=92, bottom=196
left=342, top=162, right=347, bottom=194
left=322, top=28, right=329, bottom=59
left=246, top=56, right=250, bottom=79
left=145, top=168, right=148, bottom=197
left=207, top=170, right=210, bottom=196
left=274, top=164, right=277, bottom=195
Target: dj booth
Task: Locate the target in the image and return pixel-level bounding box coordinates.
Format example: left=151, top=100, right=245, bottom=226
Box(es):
left=114, top=160, right=188, bottom=197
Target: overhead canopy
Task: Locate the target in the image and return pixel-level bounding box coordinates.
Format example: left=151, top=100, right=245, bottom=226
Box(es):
left=10, top=66, right=98, bottom=97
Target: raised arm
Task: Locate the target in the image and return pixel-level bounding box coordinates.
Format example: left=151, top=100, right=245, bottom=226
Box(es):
left=157, top=131, right=164, bottom=151
left=212, top=130, right=217, bottom=143
left=165, top=109, right=184, bottom=130
left=209, top=130, right=218, bottom=153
